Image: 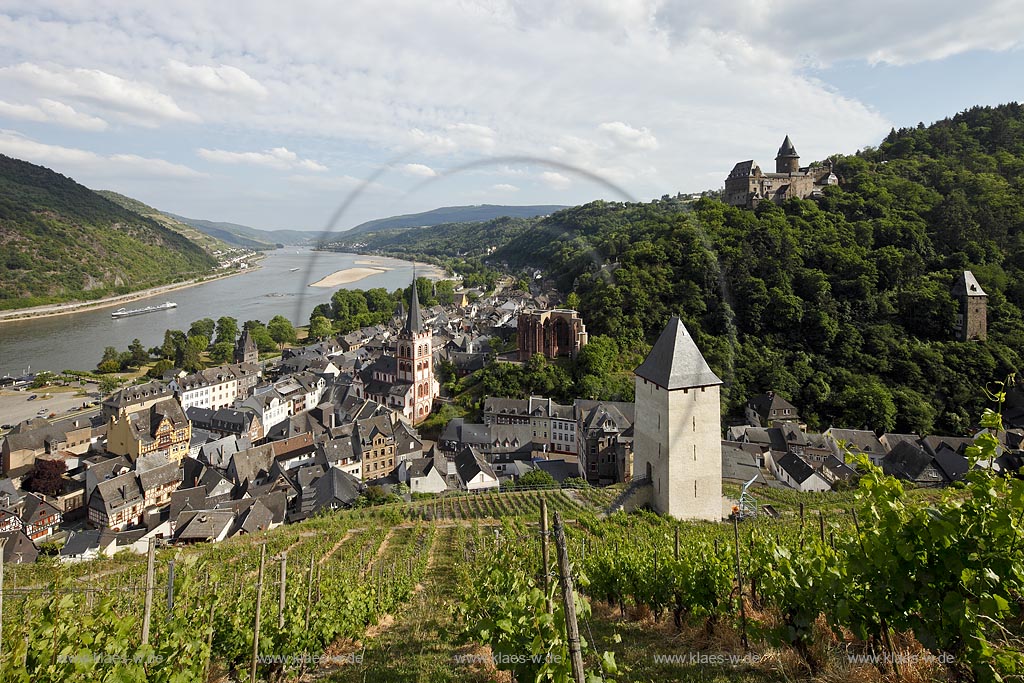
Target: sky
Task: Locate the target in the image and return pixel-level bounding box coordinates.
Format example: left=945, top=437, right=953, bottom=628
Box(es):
left=0, top=1, right=1021, bottom=234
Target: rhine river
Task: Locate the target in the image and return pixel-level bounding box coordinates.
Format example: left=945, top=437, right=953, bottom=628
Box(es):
left=0, top=249, right=434, bottom=376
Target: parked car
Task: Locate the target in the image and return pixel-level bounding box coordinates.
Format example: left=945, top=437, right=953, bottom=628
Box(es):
left=36, top=408, right=49, bottom=417
left=27, top=394, right=37, bottom=401
left=0, top=424, right=12, bottom=430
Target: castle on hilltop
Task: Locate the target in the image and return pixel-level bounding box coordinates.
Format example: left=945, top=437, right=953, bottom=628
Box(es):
left=724, top=136, right=837, bottom=209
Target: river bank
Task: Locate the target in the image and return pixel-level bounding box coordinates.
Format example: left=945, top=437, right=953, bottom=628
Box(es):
left=0, top=261, right=263, bottom=324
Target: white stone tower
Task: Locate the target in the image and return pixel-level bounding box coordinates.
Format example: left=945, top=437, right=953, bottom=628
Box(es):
left=633, top=316, right=723, bottom=521
left=397, top=275, right=436, bottom=424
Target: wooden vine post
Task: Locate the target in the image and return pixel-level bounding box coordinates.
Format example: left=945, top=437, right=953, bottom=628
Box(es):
left=552, top=511, right=585, bottom=683
left=250, top=544, right=267, bottom=683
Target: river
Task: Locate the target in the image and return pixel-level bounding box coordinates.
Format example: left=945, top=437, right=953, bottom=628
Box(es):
left=0, top=249, right=434, bottom=376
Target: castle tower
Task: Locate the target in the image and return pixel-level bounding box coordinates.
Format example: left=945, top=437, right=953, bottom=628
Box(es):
left=397, top=275, right=436, bottom=423
left=775, top=135, right=800, bottom=174
left=952, top=270, right=987, bottom=341
left=633, top=316, right=722, bottom=521
left=235, top=329, right=258, bottom=364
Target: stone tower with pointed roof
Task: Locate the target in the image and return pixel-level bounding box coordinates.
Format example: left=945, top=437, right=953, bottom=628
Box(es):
left=633, top=316, right=723, bottom=521
left=952, top=270, right=987, bottom=341
left=724, top=135, right=837, bottom=208
left=397, top=275, right=437, bottom=424
left=775, top=135, right=800, bottom=173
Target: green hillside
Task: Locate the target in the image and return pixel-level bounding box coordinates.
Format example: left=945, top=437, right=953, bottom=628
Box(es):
left=96, top=190, right=236, bottom=258
left=0, top=155, right=218, bottom=310
left=340, top=103, right=1024, bottom=435
left=344, top=203, right=567, bottom=235
left=165, top=213, right=313, bottom=248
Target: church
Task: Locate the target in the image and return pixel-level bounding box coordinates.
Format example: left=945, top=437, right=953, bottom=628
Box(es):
left=354, top=278, right=439, bottom=424
left=724, top=136, right=838, bottom=209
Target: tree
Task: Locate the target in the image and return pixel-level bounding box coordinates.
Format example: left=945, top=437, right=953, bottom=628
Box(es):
left=30, top=371, right=58, bottom=389
left=565, top=291, right=581, bottom=310
left=503, top=468, right=556, bottom=491
left=209, top=341, right=235, bottom=364
left=188, top=318, right=216, bottom=341
left=308, top=315, right=333, bottom=341
left=147, top=359, right=175, bottom=379
left=22, top=459, right=66, bottom=497
left=268, top=315, right=297, bottom=351
left=215, top=316, right=239, bottom=345
left=127, top=339, right=149, bottom=368
left=98, top=375, right=122, bottom=396
left=161, top=330, right=187, bottom=361
left=179, top=336, right=206, bottom=372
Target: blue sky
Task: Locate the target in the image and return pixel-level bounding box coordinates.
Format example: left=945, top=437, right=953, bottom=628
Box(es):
left=0, top=1, right=1021, bottom=233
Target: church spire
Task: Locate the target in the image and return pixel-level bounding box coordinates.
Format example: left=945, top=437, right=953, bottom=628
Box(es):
left=404, top=269, right=423, bottom=335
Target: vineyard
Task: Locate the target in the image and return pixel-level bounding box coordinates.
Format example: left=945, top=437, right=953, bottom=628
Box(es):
left=1, top=434, right=1022, bottom=682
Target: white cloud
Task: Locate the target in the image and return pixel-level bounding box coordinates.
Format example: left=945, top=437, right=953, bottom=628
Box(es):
left=0, top=98, right=108, bottom=131
left=0, top=62, right=198, bottom=126
left=400, top=163, right=438, bottom=177
left=491, top=183, right=519, bottom=192
left=286, top=173, right=382, bottom=191
left=598, top=121, right=658, bottom=150
left=0, top=129, right=206, bottom=179
left=198, top=146, right=327, bottom=171
left=1, top=2, right=1019, bottom=224
left=164, top=60, right=268, bottom=98
left=541, top=171, right=571, bottom=189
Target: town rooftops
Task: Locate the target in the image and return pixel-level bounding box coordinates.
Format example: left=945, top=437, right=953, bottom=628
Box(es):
left=634, top=316, right=722, bottom=390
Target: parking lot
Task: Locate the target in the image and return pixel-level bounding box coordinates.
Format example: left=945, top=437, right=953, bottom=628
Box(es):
left=0, top=385, right=101, bottom=430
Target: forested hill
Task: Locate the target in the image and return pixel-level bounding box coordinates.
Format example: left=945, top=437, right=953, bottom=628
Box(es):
left=0, top=155, right=217, bottom=310
left=343, top=203, right=567, bottom=235
left=354, top=103, right=1024, bottom=435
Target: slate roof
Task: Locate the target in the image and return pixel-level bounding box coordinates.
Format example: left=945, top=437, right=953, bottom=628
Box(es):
left=21, top=493, right=61, bottom=526
left=404, top=277, right=423, bottom=334
left=0, top=530, right=37, bottom=563
left=125, top=399, right=189, bottom=445
left=882, top=441, right=943, bottom=483
left=634, top=316, right=722, bottom=390
left=952, top=270, right=987, bottom=297
left=932, top=445, right=971, bottom=482
left=93, top=472, right=144, bottom=515
left=776, top=135, right=798, bottom=158
left=313, top=468, right=363, bottom=512
left=534, top=458, right=579, bottom=482
left=60, top=529, right=103, bottom=558
left=721, top=442, right=766, bottom=483
left=137, top=459, right=182, bottom=492
left=103, top=381, right=172, bottom=410
left=235, top=499, right=274, bottom=534
left=174, top=509, right=235, bottom=542
left=776, top=452, right=818, bottom=485
left=454, top=446, right=495, bottom=484
left=728, top=160, right=758, bottom=178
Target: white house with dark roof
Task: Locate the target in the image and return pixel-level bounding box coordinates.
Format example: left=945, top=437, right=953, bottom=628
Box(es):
left=454, top=446, right=498, bottom=492
left=772, top=452, right=831, bottom=492
left=633, top=316, right=723, bottom=521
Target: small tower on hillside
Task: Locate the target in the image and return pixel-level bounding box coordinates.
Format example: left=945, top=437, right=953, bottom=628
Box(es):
left=396, top=274, right=437, bottom=424
left=633, top=316, right=723, bottom=521
left=952, top=270, right=987, bottom=341
left=775, top=135, right=800, bottom=173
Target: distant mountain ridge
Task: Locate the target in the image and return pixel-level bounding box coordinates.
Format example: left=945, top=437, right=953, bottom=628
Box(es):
left=0, top=154, right=217, bottom=311
left=165, top=214, right=314, bottom=248
left=344, top=204, right=568, bottom=236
